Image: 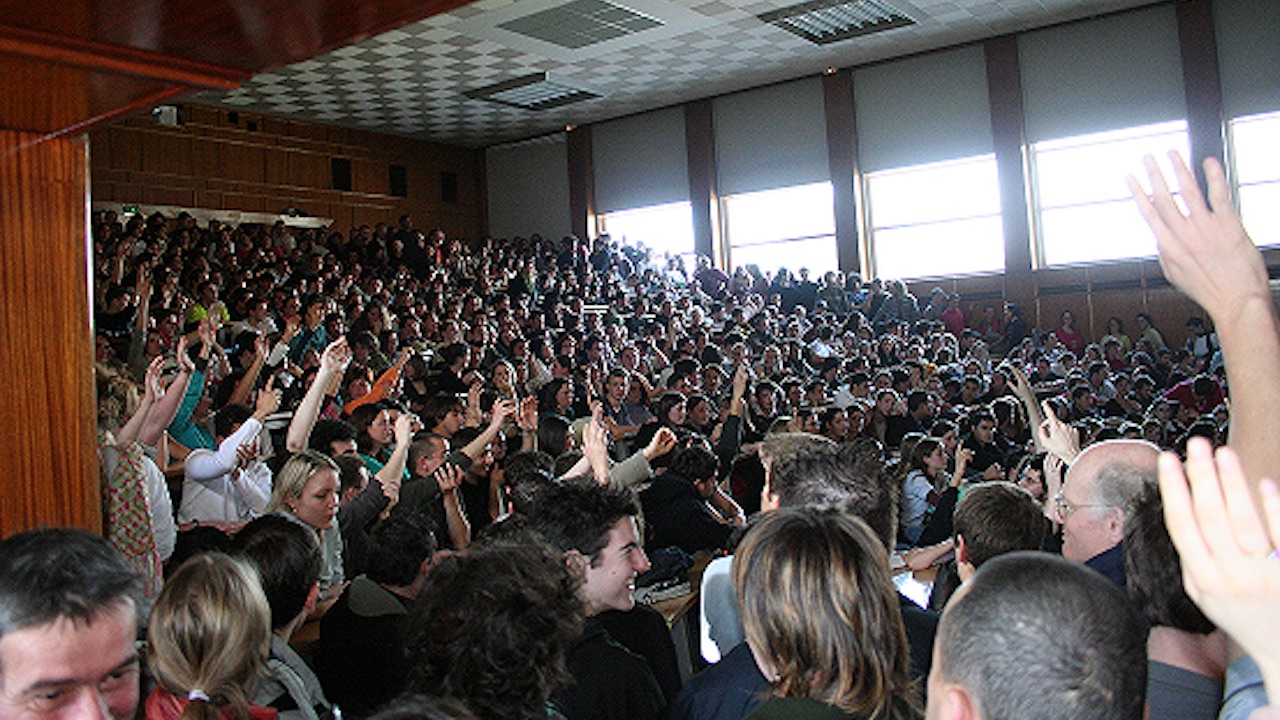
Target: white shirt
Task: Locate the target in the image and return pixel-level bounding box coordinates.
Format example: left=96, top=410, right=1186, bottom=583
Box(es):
left=179, top=417, right=273, bottom=524
left=698, top=554, right=743, bottom=663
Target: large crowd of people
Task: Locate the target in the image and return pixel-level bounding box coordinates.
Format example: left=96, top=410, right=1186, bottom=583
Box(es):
left=3, top=151, right=1279, bottom=720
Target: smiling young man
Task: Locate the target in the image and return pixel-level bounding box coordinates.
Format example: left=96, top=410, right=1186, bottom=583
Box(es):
left=0, top=528, right=143, bottom=720
left=529, top=480, right=665, bottom=720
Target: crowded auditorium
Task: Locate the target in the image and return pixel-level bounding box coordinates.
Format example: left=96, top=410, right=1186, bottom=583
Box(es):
left=3, top=0, right=1280, bottom=719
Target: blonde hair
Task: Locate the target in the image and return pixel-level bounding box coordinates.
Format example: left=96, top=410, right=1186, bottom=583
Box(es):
left=267, top=450, right=340, bottom=515
left=734, top=506, right=917, bottom=718
left=147, top=554, right=271, bottom=720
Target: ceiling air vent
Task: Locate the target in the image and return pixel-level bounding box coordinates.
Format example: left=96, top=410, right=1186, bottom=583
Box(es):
left=759, top=0, right=914, bottom=45
left=499, top=0, right=663, bottom=49
left=464, top=72, right=602, bottom=111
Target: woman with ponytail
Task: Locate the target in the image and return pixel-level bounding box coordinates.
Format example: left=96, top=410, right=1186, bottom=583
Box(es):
left=145, top=553, right=277, bottom=719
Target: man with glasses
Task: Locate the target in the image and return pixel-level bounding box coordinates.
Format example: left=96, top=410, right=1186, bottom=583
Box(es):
left=1047, top=433, right=1158, bottom=588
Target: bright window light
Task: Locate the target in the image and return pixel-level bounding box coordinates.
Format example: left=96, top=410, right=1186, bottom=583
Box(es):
left=598, top=201, right=695, bottom=261
left=1230, top=110, right=1280, bottom=247
left=1033, top=120, right=1189, bottom=266
left=722, top=182, right=838, bottom=275
left=866, top=154, right=1003, bottom=279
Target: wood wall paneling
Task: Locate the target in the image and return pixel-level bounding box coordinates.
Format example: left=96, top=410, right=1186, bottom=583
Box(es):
left=106, top=125, right=142, bottom=171
left=221, top=141, right=266, bottom=183
left=0, top=130, right=98, bottom=533
left=265, top=146, right=290, bottom=186
left=353, top=158, right=387, bottom=196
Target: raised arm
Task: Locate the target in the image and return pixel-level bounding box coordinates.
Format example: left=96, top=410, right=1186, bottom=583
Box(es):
left=1130, top=153, right=1280, bottom=488
left=285, top=337, right=351, bottom=453
left=113, top=356, right=161, bottom=446
left=1036, top=401, right=1080, bottom=465
left=457, top=398, right=516, bottom=462
left=433, top=463, right=471, bottom=550
left=1008, top=364, right=1047, bottom=452
left=140, top=337, right=193, bottom=447
left=1158, top=439, right=1280, bottom=697
left=226, top=333, right=269, bottom=407
left=582, top=407, right=612, bottom=486
left=126, top=266, right=153, bottom=382
left=373, top=412, right=419, bottom=506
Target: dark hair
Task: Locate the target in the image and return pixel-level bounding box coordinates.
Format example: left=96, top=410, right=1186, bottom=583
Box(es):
left=213, top=403, right=254, bottom=440
left=365, top=695, right=477, bottom=720
left=232, top=514, right=322, bottom=630
left=953, top=482, right=1046, bottom=568
left=409, top=433, right=448, bottom=476
left=1123, top=483, right=1215, bottom=634
left=904, top=391, right=930, bottom=415
left=503, top=451, right=557, bottom=516
left=654, top=391, right=687, bottom=427
left=537, top=378, right=572, bottom=415
left=0, top=528, right=141, bottom=638
left=437, top=342, right=469, bottom=368
left=422, top=393, right=464, bottom=432
left=349, top=403, right=389, bottom=455
left=310, top=418, right=358, bottom=455
left=536, top=413, right=572, bottom=458
left=668, top=445, right=720, bottom=484
left=333, top=453, right=370, bottom=495
left=365, top=512, right=437, bottom=588
left=405, top=532, right=583, bottom=720
left=937, top=552, right=1146, bottom=720
left=527, top=479, right=640, bottom=562
left=767, top=435, right=896, bottom=550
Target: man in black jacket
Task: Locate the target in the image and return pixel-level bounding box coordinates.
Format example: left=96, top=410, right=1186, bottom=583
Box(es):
left=640, top=445, right=742, bottom=555
left=529, top=481, right=667, bottom=720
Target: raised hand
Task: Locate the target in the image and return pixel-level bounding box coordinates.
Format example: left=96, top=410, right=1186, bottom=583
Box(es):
left=644, top=426, right=678, bottom=462
left=175, top=336, right=194, bottom=373
left=434, top=463, right=465, bottom=494
left=1037, top=401, right=1080, bottom=464
left=143, top=355, right=165, bottom=403
left=489, top=398, right=517, bottom=427
left=254, top=376, right=281, bottom=418
left=517, top=396, right=539, bottom=432
left=1128, top=153, right=1268, bottom=319
left=583, top=407, right=611, bottom=484
left=1159, top=438, right=1280, bottom=695
left=393, top=412, right=417, bottom=446
left=320, top=337, right=352, bottom=373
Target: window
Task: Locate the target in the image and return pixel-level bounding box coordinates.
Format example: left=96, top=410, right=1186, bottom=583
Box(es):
left=865, top=154, right=1003, bottom=279
left=722, top=182, right=837, bottom=275
left=1230, top=111, right=1280, bottom=246
left=597, top=201, right=695, bottom=262
left=1033, top=120, right=1189, bottom=266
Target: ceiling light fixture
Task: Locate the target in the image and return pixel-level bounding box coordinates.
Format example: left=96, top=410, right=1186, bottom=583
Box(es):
left=464, top=72, right=602, bottom=111
left=759, top=0, right=914, bottom=45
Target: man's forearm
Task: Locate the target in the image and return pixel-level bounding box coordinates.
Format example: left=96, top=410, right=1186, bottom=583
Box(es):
left=443, top=492, right=471, bottom=549
left=1217, top=294, right=1280, bottom=488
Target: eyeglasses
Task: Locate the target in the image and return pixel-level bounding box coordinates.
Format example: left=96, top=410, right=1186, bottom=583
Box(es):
left=1053, top=493, right=1114, bottom=520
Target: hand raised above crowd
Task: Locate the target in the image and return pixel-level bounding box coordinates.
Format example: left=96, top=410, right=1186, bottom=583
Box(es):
left=1128, top=152, right=1269, bottom=321
left=1158, top=437, right=1280, bottom=697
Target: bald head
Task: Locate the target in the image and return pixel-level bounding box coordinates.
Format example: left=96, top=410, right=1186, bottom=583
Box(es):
left=1059, top=440, right=1158, bottom=563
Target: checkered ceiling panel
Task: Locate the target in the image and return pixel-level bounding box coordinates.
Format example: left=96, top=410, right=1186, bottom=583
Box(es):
left=200, top=0, right=1157, bottom=148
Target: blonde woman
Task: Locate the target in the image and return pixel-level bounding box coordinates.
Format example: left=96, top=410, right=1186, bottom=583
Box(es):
left=145, top=553, right=276, bottom=719
left=267, top=451, right=344, bottom=599
left=736, top=506, right=921, bottom=720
